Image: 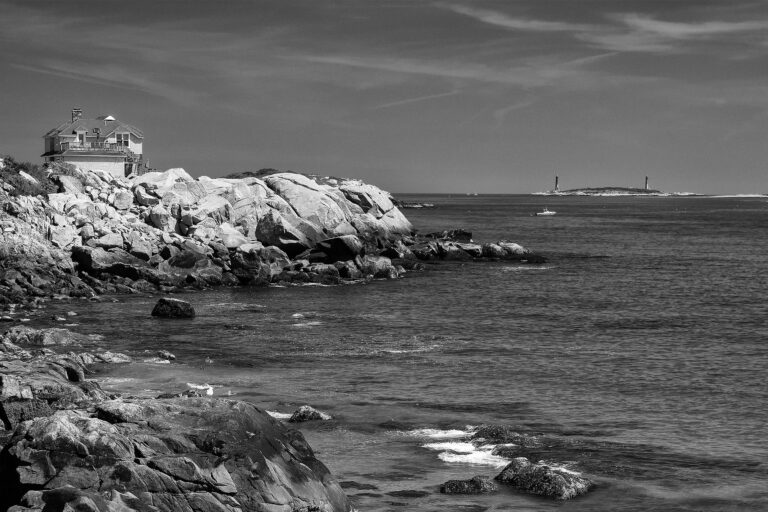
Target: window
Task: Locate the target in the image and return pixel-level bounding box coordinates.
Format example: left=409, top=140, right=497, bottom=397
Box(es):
left=116, top=133, right=129, bottom=147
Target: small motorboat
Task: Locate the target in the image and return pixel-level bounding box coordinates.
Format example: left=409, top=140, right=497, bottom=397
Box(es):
left=535, top=207, right=556, bottom=216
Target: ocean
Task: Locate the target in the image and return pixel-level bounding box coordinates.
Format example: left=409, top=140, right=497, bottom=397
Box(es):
left=37, top=194, right=768, bottom=511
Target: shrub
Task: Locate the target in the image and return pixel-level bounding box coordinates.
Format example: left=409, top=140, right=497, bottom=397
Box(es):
left=0, top=155, right=57, bottom=197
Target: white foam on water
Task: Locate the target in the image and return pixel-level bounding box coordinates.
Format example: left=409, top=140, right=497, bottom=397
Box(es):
left=186, top=383, right=216, bottom=395
left=267, top=411, right=293, bottom=420
left=407, top=427, right=474, bottom=439
left=142, top=358, right=171, bottom=364
left=291, top=321, right=322, bottom=327
left=99, top=377, right=136, bottom=385
left=291, top=313, right=305, bottom=318
left=422, top=441, right=476, bottom=453
left=436, top=446, right=510, bottom=468
left=503, top=265, right=554, bottom=272
left=382, top=344, right=439, bottom=354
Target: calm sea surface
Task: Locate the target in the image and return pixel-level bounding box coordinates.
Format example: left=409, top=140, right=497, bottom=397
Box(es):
left=38, top=195, right=768, bottom=511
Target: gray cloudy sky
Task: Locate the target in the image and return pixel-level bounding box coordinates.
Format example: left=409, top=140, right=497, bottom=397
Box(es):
left=1, top=0, right=767, bottom=193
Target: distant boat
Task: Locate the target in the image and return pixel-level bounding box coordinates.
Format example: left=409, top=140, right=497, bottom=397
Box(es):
left=535, top=207, right=556, bottom=216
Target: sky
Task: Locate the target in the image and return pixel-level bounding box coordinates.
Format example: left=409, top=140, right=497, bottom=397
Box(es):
left=1, top=0, right=767, bottom=194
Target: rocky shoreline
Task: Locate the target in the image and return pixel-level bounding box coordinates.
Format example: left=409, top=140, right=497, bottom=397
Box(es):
left=0, top=157, right=557, bottom=511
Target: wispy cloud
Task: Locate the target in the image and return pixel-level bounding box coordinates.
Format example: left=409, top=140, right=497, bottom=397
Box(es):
left=443, top=4, right=591, bottom=32
left=372, top=90, right=460, bottom=110
left=618, top=14, right=768, bottom=38
left=441, top=3, right=768, bottom=55
left=580, top=13, right=768, bottom=53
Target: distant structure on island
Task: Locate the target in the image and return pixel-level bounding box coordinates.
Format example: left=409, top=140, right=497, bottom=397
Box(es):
left=536, top=174, right=667, bottom=196
left=41, top=108, right=146, bottom=178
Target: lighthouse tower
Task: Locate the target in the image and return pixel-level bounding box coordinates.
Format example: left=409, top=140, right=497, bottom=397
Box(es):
left=645, top=176, right=649, bottom=190
left=555, top=175, right=560, bottom=192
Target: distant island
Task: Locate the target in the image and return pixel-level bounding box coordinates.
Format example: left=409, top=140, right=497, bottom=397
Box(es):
left=533, top=176, right=696, bottom=196
left=536, top=186, right=665, bottom=196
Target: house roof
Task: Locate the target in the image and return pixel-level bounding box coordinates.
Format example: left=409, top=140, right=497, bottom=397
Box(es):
left=43, top=117, right=143, bottom=139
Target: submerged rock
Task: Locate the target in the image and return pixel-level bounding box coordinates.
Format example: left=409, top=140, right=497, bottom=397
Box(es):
left=440, top=475, right=498, bottom=494
left=289, top=405, right=332, bottom=422
left=150, top=298, right=195, bottom=318
left=494, top=457, right=593, bottom=500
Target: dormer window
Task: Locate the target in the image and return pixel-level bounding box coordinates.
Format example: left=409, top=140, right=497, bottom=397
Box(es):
left=116, top=133, right=129, bottom=147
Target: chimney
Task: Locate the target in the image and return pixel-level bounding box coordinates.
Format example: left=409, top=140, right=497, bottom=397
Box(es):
left=71, top=108, right=83, bottom=123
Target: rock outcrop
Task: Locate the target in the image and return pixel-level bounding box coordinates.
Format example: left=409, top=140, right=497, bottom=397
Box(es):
left=2, top=399, right=351, bottom=512
left=1, top=160, right=547, bottom=309
left=0, top=327, right=352, bottom=512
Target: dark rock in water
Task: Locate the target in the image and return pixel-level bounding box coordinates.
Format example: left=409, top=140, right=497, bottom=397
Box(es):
left=316, top=234, right=364, bottom=263
left=156, top=350, right=176, bottom=361
left=334, top=260, right=363, bottom=279
left=425, top=229, right=473, bottom=243
left=494, top=457, right=593, bottom=500
left=150, top=298, right=195, bottom=318
left=359, top=255, right=397, bottom=279
left=472, top=425, right=543, bottom=447
left=441, top=475, right=498, bottom=494
left=289, top=405, right=332, bottom=422
left=0, top=398, right=351, bottom=512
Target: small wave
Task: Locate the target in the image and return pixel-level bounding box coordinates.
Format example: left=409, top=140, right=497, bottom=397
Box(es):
left=503, top=265, right=554, bottom=272
left=381, top=344, right=439, bottom=355
left=186, top=382, right=217, bottom=395
left=406, top=427, right=474, bottom=439
left=142, top=357, right=171, bottom=364
left=422, top=441, right=476, bottom=453
left=436, top=449, right=509, bottom=468
left=209, top=302, right=266, bottom=309
left=291, top=321, right=322, bottom=328
left=267, top=411, right=293, bottom=420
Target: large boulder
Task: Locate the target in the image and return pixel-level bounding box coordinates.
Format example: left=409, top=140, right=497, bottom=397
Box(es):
left=494, top=457, right=593, bottom=500
left=111, top=190, right=134, bottom=210
left=264, top=174, right=349, bottom=233
left=254, top=209, right=316, bottom=257
left=217, top=222, right=249, bottom=250
left=151, top=298, right=195, bottom=318
left=359, top=255, right=397, bottom=279
left=131, top=168, right=194, bottom=196
left=189, top=195, right=233, bottom=225
left=315, top=235, right=363, bottom=263
left=71, top=246, right=157, bottom=283
left=0, top=398, right=351, bottom=512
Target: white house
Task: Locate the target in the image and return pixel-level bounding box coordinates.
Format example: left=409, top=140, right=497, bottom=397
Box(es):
left=42, top=109, right=145, bottom=177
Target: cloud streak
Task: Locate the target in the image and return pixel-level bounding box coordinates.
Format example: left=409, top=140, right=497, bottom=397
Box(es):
left=372, top=90, right=460, bottom=110
left=443, top=4, right=591, bottom=32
